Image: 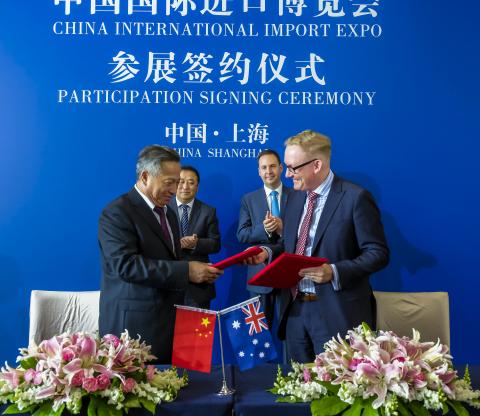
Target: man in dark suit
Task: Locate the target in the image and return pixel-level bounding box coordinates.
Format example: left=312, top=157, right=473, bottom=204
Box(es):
left=98, top=145, right=223, bottom=363
left=237, top=149, right=293, bottom=327
left=168, top=166, right=221, bottom=309
left=249, top=131, right=389, bottom=363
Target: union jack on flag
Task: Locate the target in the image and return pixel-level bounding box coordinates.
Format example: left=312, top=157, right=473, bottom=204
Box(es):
left=242, top=301, right=269, bottom=335
left=222, top=298, right=277, bottom=371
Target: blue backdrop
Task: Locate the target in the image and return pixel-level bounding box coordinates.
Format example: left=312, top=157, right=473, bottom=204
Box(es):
left=1, top=1, right=479, bottom=365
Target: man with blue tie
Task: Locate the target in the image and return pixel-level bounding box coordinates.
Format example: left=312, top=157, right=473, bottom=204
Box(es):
left=249, top=131, right=389, bottom=363
left=169, top=166, right=221, bottom=309
left=237, top=149, right=293, bottom=327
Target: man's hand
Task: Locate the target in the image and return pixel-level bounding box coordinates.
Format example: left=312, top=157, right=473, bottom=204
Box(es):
left=181, top=234, right=198, bottom=249
left=263, top=212, right=283, bottom=234
left=298, top=264, right=333, bottom=284
left=188, top=261, right=223, bottom=284
left=244, top=248, right=269, bottom=265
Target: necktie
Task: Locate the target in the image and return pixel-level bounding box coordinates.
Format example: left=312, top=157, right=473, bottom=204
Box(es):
left=153, top=206, right=173, bottom=250
left=180, top=204, right=189, bottom=237
left=292, top=191, right=318, bottom=297
left=270, top=190, right=280, bottom=217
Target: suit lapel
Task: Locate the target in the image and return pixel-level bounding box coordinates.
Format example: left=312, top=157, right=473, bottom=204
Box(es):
left=257, top=189, right=269, bottom=216
left=311, top=176, right=345, bottom=253
left=188, top=200, right=201, bottom=234
left=167, top=206, right=181, bottom=258
left=168, top=199, right=180, bottom=225
left=285, top=191, right=306, bottom=253
left=280, top=187, right=290, bottom=216
left=128, top=189, right=177, bottom=258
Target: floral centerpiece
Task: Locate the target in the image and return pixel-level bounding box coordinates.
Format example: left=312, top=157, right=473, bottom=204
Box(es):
left=0, top=331, right=187, bottom=416
left=271, top=323, right=480, bottom=416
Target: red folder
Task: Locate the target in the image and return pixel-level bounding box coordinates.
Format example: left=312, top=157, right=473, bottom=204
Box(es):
left=212, top=246, right=263, bottom=270
left=247, top=253, right=328, bottom=288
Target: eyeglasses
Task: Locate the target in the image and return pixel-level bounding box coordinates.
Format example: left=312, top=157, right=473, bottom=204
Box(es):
left=286, top=159, right=317, bottom=174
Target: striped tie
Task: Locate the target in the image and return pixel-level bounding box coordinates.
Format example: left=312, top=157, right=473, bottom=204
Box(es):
left=180, top=204, right=189, bottom=237
left=292, top=191, right=318, bottom=297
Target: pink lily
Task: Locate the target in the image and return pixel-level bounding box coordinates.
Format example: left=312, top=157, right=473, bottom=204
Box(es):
left=35, top=384, right=56, bottom=400
left=24, top=368, right=43, bottom=385
left=78, top=336, right=97, bottom=359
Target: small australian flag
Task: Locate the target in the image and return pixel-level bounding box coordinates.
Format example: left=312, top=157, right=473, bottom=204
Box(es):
left=223, top=298, right=277, bottom=371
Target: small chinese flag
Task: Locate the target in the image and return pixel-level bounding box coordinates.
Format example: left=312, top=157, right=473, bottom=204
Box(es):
left=172, top=306, right=217, bottom=373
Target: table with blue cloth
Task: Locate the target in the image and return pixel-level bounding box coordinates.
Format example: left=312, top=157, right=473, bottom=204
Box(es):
left=158, top=364, right=233, bottom=416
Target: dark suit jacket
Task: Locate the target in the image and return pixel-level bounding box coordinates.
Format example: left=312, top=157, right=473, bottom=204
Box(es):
left=168, top=198, right=221, bottom=305
left=98, top=188, right=189, bottom=363
left=274, top=175, right=389, bottom=340
left=237, top=186, right=293, bottom=294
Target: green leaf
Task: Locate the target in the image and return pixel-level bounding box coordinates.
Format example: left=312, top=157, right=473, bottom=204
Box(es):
left=88, top=396, right=99, bottom=416
left=319, top=381, right=340, bottom=394
left=397, top=400, right=411, bottom=416
left=53, top=404, right=65, bottom=416
left=361, top=322, right=372, bottom=334
left=94, top=398, right=122, bottom=416
left=408, top=401, right=431, bottom=416
left=139, top=398, right=157, bottom=415
left=3, top=403, right=37, bottom=414
left=96, top=398, right=113, bottom=416
left=342, top=398, right=364, bottom=416
left=363, top=403, right=379, bottom=416
left=32, top=402, right=56, bottom=416
left=311, top=396, right=350, bottom=416
left=19, top=357, right=37, bottom=370
left=124, top=395, right=141, bottom=409
left=442, top=403, right=449, bottom=415
left=447, top=400, right=469, bottom=416
left=276, top=396, right=299, bottom=403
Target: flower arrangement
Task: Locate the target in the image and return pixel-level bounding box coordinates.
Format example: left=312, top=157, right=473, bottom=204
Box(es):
left=271, top=323, right=480, bottom=416
left=0, top=331, right=187, bottom=416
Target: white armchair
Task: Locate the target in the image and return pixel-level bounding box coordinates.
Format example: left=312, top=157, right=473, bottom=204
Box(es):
left=29, top=290, right=100, bottom=345
left=374, top=291, right=450, bottom=347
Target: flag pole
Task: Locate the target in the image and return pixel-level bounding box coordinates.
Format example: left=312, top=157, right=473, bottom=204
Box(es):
left=215, top=311, right=235, bottom=395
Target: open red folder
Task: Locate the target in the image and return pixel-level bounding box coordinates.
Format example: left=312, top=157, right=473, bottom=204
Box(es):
left=212, top=246, right=263, bottom=270
left=247, top=253, right=328, bottom=288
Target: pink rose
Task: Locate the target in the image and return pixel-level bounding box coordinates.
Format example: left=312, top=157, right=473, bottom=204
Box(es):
left=96, top=374, right=111, bottom=390
left=122, top=378, right=136, bottom=393
left=103, top=334, right=121, bottom=348
left=83, top=377, right=99, bottom=393
left=62, top=348, right=75, bottom=362
left=71, top=371, right=85, bottom=387
left=146, top=365, right=156, bottom=381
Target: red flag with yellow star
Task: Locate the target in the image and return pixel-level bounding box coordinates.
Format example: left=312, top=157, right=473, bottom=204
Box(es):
left=172, top=306, right=217, bottom=373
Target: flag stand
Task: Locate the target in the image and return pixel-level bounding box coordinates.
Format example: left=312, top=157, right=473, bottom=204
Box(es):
left=215, top=312, right=235, bottom=395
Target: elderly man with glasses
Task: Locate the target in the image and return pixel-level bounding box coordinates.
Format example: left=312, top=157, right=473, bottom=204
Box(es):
left=249, top=130, right=390, bottom=363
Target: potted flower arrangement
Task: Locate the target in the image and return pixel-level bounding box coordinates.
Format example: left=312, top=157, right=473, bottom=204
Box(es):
left=271, top=324, right=480, bottom=416
left=0, top=331, right=187, bottom=416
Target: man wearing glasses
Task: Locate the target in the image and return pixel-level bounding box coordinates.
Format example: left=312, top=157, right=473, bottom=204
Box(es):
left=249, top=130, right=389, bottom=363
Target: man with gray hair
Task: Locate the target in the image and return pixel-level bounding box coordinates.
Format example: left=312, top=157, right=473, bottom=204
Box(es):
left=249, top=130, right=389, bottom=363
left=98, top=145, right=223, bottom=363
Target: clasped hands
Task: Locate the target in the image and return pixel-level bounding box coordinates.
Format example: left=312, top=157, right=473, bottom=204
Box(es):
left=244, top=248, right=333, bottom=284
left=263, top=211, right=283, bottom=235
left=181, top=233, right=198, bottom=249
